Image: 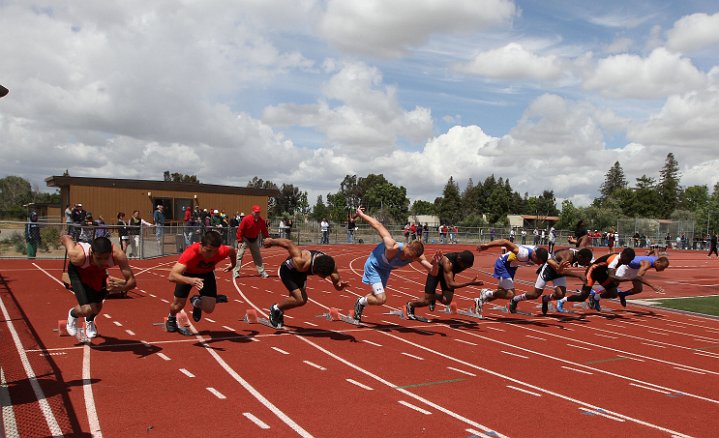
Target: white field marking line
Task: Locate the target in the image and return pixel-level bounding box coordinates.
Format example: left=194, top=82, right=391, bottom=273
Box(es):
left=618, top=320, right=719, bottom=342
left=398, top=400, right=432, bottom=415
left=157, top=353, right=171, bottom=361
left=346, top=379, right=373, bottom=390
left=641, top=343, right=667, bottom=349
left=374, top=329, right=692, bottom=438
left=501, top=351, right=528, bottom=359
left=160, top=299, right=170, bottom=304
left=205, top=318, right=216, bottom=323
left=82, top=343, right=103, bottom=437
left=617, top=355, right=646, bottom=362
left=303, top=360, right=326, bottom=371
left=381, top=320, right=397, bottom=325
left=540, top=325, right=719, bottom=375
left=606, top=323, right=624, bottom=328
left=506, top=385, right=542, bottom=397
left=594, top=333, right=618, bottom=339
left=525, top=335, right=546, bottom=341
left=0, top=283, right=63, bottom=436
left=666, top=323, right=689, bottom=328
left=578, top=407, right=625, bottom=422
left=363, top=340, right=383, bottom=347
left=102, top=314, right=111, bottom=319
left=207, top=387, right=226, bottom=399
left=693, top=351, right=719, bottom=359
left=113, top=321, right=123, bottom=327
left=271, top=347, right=290, bottom=355
left=222, top=326, right=235, bottom=332
left=566, top=344, right=592, bottom=351
left=673, top=367, right=706, bottom=375
left=179, top=368, right=195, bottom=378
left=503, top=325, right=719, bottom=395
left=125, top=329, right=135, bottom=336
left=647, top=331, right=669, bottom=336
left=629, top=383, right=671, bottom=395
left=484, top=326, right=505, bottom=332
left=304, top=321, right=318, bottom=327
left=149, top=294, right=157, bottom=298
left=454, top=339, right=478, bottom=346
left=243, top=412, right=270, bottom=430
left=1, top=368, right=18, bottom=437
left=466, top=429, right=496, bottom=438
left=561, top=366, right=593, bottom=375
left=401, top=352, right=424, bottom=360
left=447, top=366, right=476, bottom=377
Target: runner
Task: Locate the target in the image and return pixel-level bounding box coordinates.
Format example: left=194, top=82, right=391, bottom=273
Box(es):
left=264, top=237, right=348, bottom=328
left=510, top=247, right=594, bottom=315
left=555, top=248, right=635, bottom=312
left=406, top=250, right=484, bottom=319
left=62, top=235, right=136, bottom=339
left=165, top=230, right=236, bottom=333
left=353, top=207, right=440, bottom=322
left=612, top=251, right=669, bottom=307
left=473, top=239, right=549, bottom=315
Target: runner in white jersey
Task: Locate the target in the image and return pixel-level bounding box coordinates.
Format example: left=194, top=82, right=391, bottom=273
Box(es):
left=473, top=239, right=548, bottom=315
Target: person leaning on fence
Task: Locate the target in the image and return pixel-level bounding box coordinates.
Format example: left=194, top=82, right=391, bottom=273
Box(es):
left=25, top=211, right=42, bottom=259
left=127, top=210, right=153, bottom=258
left=117, top=212, right=130, bottom=252
left=233, top=205, right=270, bottom=279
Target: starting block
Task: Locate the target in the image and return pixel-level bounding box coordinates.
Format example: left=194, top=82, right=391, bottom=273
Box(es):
left=162, top=310, right=193, bottom=336
left=455, top=306, right=484, bottom=320
left=56, top=319, right=89, bottom=343
left=441, top=302, right=459, bottom=314
left=318, top=307, right=361, bottom=326
left=386, top=308, right=430, bottom=323
left=242, top=309, right=277, bottom=328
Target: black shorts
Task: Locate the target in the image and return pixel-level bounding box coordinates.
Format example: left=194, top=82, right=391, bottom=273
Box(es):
left=425, top=273, right=452, bottom=294
left=68, top=263, right=108, bottom=305
left=279, top=264, right=307, bottom=293
left=538, top=263, right=561, bottom=281
left=173, top=271, right=217, bottom=298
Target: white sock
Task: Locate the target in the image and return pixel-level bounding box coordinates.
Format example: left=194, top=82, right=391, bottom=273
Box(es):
left=359, top=296, right=369, bottom=306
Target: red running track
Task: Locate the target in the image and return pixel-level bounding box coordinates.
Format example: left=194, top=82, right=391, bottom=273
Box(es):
left=1, top=245, right=719, bottom=437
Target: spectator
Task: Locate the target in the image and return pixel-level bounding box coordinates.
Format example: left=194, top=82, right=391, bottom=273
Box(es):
left=285, top=218, right=293, bottom=241
left=64, top=204, right=73, bottom=233
left=153, top=205, right=165, bottom=241
left=416, top=223, right=423, bottom=245
left=25, top=211, right=42, bottom=259
left=127, top=210, right=153, bottom=258
left=79, top=212, right=96, bottom=243
left=117, top=212, right=129, bottom=252
left=423, top=223, right=429, bottom=243
left=94, top=215, right=108, bottom=238
left=321, top=218, right=330, bottom=244
left=547, top=226, right=557, bottom=253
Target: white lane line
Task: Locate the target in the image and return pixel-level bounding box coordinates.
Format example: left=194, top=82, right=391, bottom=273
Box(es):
left=616, top=355, right=645, bottom=362
left=346, top=379, right=373, bottom=391
left=485, top=326, right=505, bottom=332
left=561, top=366, right=593, bottom=375
left=179, top=368, right=195, bottom=378
left=113, top=321, right=123, bottom=327
left=207, top=387, right=226, bottom=399
left=304, top=321, right=319, bottom=327
left=380, top=320, right=397, bottom=325
left=222, top=326, right=235, bottom=332
left=398, top=400, right=432, bottom=415
left=666, top=324, right=688, bottom=328
left=363, top=340, right=383, bottom=347
left=507, top=386, right=541, bottom=397
left=243, top=412, right=270, bottom=430
left=525, top=335, right=546, bottom=341
left=401, top=352, right=424, bottom=360
left=82, top=343, right=103, bottom=437
left=149, top=293, right=157, bottom=297
left=454, top=339, right=477, bottom=346
left=447, top=367, right=476, bottom=377
left=566, top=344, right=592, bottom=351
left=125, top=329, right=135, bottom=336
left=303, top=360, right=326, bottom=371
left=578, top=408, right=625, bottom=422
left=647, top=331, right=668, bottom=336
left=692, top=339, right=717, bottom=343
left=1, top=368, right=18, bottom=437
left=641, top=343, right=666, bottom=349
left=205, top=318, right=216, bottom=323
left=271, top=347, right=290, bottom=355
left=466, top=429, right=497, bottom=438
left=694, top=351, right=719, bottom=359
left=594, top=333, right=617, bottom=339
left=501, top=351, right=528, bottom=359
left=160, top=299, right=170, bottom=304
left=157, top=353, right=171, bottom=361
left=606, top=323, right=624, bottom=328
left=0, top=286, right=62, bottom=436
left=673, top=367, right=706, bottom=375
left=629, top=383, right=671, bottom=395
left=103, top=314, right=112, bottom=319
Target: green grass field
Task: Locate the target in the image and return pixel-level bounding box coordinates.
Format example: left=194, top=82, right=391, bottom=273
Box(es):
left=655, top=295, right=719, bottom=317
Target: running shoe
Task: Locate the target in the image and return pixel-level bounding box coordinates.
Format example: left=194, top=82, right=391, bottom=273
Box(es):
left=165, top=316, right=178, bottom=332
left=508, top=299, right=518, bottom=314
left=260, top=271, right=269, bottom=279
left=66, top=308, right=78, bottom=336
left=541, top=295, right=549, bottom=315
left=85, top=320, right=98, bottom=338
left=428, top=298, right=436, bottom=312
left=556, top=299, right=566, bottom=313
left=619, top=292, right=627, bottom=308
left=216, top=294, right=228, bottom=304
left=353, top=298, right=365, bottom=321
left=473, top=297, right=483, bottom=315
left=191, top=295, right=202, bottom=322
left=405, top=302, right=415, bottom=319
left=269, top=304, right=284, bottom=328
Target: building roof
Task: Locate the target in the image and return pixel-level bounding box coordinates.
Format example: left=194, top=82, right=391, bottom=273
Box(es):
left=45, top=176, right=279, bottom=196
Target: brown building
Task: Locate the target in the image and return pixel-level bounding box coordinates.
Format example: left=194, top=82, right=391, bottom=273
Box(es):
left=45, top=176, right=278, bottom=224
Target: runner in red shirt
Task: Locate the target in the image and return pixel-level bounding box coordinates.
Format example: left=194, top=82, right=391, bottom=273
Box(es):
left=166, top=230, right=237, bottom=333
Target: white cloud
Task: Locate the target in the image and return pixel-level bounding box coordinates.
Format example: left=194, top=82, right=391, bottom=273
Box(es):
left=582, top=48, right=706, bottom=99
left=603, top=37, right=633, bottom=54
left=455, top=43, right=564, bottom=81
left=666, top=12, right=719, bottom=52
left=318, top=0, right=517, bottom=57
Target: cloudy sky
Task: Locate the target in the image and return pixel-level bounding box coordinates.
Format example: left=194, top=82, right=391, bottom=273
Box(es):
left=1, top=0, right=718, bottom=207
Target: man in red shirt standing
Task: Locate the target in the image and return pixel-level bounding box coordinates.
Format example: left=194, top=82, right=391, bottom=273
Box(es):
left=233, top=204, right=270, bottom=279
left=166, top=230, right=237, bottom=332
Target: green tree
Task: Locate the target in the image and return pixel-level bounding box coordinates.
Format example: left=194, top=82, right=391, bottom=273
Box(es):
left=0, top=176, right=32, bottom=217
left=411, top=199, right=437, bottom=215
left=311, top=195, right=330, bottom=222
left=679, top=185, right=709, bottom=212
left=656, top=153, right=681, bottom=218
left=163, top=171, right=200, bottom=183
left=557, top=200, right=578, bottom=230
left=273, top=184, right=303, bottom=217
left=363, top=182, right=409, bottom=223
left=599, top=161, right=628, bottom=203
left=437, top=176, right=462, bottom=224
